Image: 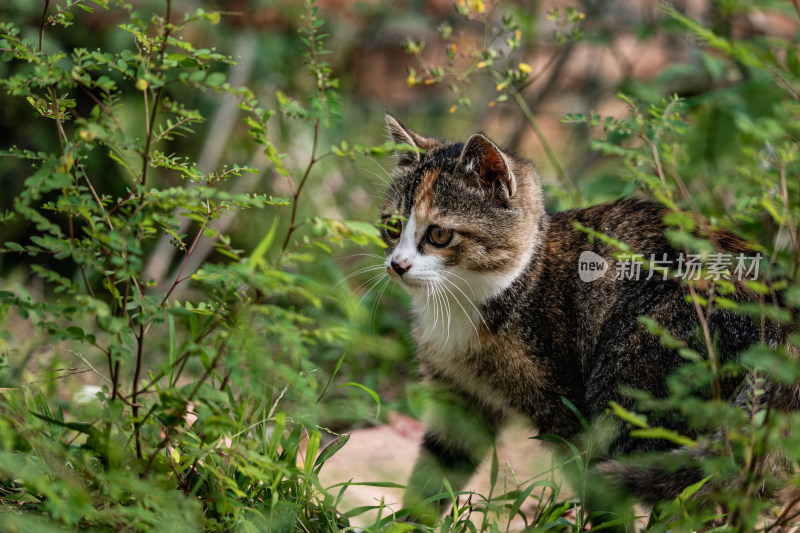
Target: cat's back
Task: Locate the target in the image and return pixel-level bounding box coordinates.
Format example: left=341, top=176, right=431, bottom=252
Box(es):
left=518, top=199, right=772, bottom=432
left=510, top=199, right=675, bottom=335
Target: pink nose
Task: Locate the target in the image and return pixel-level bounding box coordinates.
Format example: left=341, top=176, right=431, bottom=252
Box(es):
left=391, top=258, right=411, bottom=276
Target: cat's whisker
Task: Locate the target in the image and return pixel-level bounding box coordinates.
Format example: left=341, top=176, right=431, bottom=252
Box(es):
left=432, top=279, right=452, bottom=344
left=354, top=271, right=386, bottom=294
left=361, top=165, right=392, bottom=189
left=430, top=282, right=440, bottom=331
left=338, top=264, right=387, bottom=286
left=441, top=274, right=489, bottom=329
left=336, top=252, right=384, bottom=262
left=444, top=270, right=491, bottom=302
left=369, top=277, right=392, bottom=334
left=433, top=281, right=446, bottom=334
left=345, top=276, right=385, bottom=329
left=351, top=272, right=389, bottom=321
left=437, top=286, right=450, bottom=342
left=365, top=156, right=394, bottom=181
left=438, top=277, right=481, bottom=337
left=421, top=284, right=432, bottom=315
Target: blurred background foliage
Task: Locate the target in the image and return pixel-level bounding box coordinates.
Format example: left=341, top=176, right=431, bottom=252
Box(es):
left=0, top=0, right=799, bottom=530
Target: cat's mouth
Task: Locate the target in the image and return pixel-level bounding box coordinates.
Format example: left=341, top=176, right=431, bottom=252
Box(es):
left=388, top=272, right=425, bottom=290
left=396, top=276, right=423, bottom=289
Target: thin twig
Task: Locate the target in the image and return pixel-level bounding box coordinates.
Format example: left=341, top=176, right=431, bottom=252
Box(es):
left=687, top=284, right=722, bottom=400
left=65, top=349, right=112, bottom=384
left=50, top=88, right=68, bottom=145
left=508, top=87, right=575, bottom=194
left=132, top=324, right=145, bottom=459
left=42, top=0, right=85, bottom=31
left=39, top=0, right=50, bottom=52
left=279, top=119, right=321, bottom=256
left=140, top=0, right=172, bottom=188
left=778, top=160, right=800, bottom=281
left=78, top=83, right=127, bottom=136
left=157, top=207, right=212, bottom=310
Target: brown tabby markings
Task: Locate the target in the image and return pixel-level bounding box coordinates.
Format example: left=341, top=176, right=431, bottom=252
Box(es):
left=414, top=168, right=441, bottom=219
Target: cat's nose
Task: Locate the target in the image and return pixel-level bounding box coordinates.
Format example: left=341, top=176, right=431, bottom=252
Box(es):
left=391, top=260, right=411, bottom=276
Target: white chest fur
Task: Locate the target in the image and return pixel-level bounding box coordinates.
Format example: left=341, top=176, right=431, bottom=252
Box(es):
left=411, top=290, right=517, bottom=415
left=411, top=290, right=483, bottom=357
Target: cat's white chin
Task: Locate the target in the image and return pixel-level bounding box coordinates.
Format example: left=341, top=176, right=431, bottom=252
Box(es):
left=397, top=278, right=424, bottom=290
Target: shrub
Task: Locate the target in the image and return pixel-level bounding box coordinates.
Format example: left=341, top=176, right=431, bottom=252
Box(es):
left=0, top=0, right=392, bottom=530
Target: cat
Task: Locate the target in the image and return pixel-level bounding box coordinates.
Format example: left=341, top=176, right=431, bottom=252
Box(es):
left=378, top=114, right=795, bottom=528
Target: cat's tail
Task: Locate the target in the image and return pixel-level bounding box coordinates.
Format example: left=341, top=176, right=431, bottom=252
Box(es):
left=591, top=448, right=707, bottom=504
left=595, top=367, right=800, bottom=504
left=594, top=442, right=795, bottom=505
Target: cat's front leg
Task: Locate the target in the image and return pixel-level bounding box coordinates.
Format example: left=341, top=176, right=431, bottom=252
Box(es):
left=402, top=386, right=504, bottom=525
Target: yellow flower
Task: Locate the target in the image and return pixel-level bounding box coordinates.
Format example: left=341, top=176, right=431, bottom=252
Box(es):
left=449, top=105, right=457, bottom=114
left=79, top=129, right=97, bottom=141
left=518, top=62, right=532, bottom=73
left=406, top=73, right=416, bottom=87
left=477, top=61, right=487, bottom=69
left=56, top=154, right=75, bottom=173
left=469, top=0, right=485, bottom=13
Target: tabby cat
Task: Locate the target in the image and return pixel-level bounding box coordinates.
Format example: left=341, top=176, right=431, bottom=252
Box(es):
left=378, top=115, right=794, bottom=528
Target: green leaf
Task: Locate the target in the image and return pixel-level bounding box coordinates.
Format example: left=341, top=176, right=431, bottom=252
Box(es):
left=385, top=524, right=418, bottom=533
left=303, top=429, right=321, bottom=477
left=247, top=215, right=280, bottom=270
left=29, top=411, right=97, bottom=436
left=313, top=434, right=350, bottom=473
left=676, top=475, right=711, bottom=502
left=336, top=382, right=381, bottom=419
left=205, top=71, right=226, bottom=87
left=741, top=345, right=800, bottom=385
left=629, top=427, right=696, bottom=448
left=167, top=310, right=178, bottom=387
left=609, top=402, right=648, bottom=429
left=561, top=395, right=589, bottom=430
left=268, top=411, right=285, bottom=459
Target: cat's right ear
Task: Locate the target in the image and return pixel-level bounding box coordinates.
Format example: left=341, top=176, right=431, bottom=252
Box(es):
left=456, top=133, right=517, bottom=201
left=385, top=114, right=432, bottom=166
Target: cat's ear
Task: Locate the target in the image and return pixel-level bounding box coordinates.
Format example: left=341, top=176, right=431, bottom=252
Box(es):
left=457, top=133, right=517, bottom=199
left=385, top=114, right=435, bottom=166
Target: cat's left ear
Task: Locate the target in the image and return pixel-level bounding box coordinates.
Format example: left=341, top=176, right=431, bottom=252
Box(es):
left=457, top=133, right=517, bottom=199
left=385, top=114, right=437, bottom=166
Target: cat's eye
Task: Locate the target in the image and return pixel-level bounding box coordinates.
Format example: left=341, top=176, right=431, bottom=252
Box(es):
left=427, top=226, right=453, bottom=247
left=385, top=218, right=402, bottom=238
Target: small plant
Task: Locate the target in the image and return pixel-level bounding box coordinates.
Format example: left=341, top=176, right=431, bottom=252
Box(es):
left=0, top=0, right=395, bottom=530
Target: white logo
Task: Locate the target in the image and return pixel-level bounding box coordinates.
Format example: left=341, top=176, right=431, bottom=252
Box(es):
left=577, top=251, right=762, bottom=283
left=578, top=251, right=608, bottom=282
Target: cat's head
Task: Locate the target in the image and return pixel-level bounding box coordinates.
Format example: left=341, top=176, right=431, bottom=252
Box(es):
left=379, top=115, right=545, bottom=305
